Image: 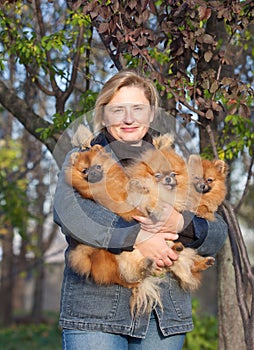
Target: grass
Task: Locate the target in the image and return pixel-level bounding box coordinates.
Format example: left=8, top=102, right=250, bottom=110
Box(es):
left=0, top=321, right=61, bottom=350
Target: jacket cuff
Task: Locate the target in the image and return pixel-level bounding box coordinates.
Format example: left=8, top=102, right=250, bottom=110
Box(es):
left=177, top=211, right=195, bottom=245
left=190, top=216, right=208, bottom=248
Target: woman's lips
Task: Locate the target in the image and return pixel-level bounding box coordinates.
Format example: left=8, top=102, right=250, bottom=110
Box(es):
left=121, top=127, right=139, bottom=132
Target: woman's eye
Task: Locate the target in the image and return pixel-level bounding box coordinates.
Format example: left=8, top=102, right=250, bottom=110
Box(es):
left=112, top=107, right=124, bottom=113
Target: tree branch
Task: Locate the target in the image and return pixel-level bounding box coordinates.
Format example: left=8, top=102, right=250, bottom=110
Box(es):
left=34, top=0, right=60, bottom=94
left=0, top=81, right=56, bottom=152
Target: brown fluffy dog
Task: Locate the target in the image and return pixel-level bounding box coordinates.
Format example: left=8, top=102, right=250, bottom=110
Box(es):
left=188, top=154, right=228, bottom=221
left=66, top=144, right=160, bottom=221
left=128, top=137, right=216, bottom=291
left=127, top=147, right=189, bottom=213
left=65, top=144, right=166, bottom=315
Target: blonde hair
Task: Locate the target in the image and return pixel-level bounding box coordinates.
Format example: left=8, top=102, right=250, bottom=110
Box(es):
left=93, top=70, right=159, bottom=132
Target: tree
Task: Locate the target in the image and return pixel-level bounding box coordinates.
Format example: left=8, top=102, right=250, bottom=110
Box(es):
left=0, top=0, right=253, bottom=348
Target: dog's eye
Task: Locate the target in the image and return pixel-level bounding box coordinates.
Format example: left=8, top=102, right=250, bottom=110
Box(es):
left=155, top=173, right=162, bottom=179
left=82, top=168, right=88, bottom=174
left=95, top=165, right=102, bottom=170
left=170, top=172, right=176, bottom=178
left=207, top=178, right=213, bottom=184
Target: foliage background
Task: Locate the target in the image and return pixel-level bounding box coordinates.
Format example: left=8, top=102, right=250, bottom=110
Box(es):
left=0, top=0, right=253, bottom=349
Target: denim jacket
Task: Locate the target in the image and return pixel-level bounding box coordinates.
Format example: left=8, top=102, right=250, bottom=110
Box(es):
left=54, top=133, right=228, bottom=338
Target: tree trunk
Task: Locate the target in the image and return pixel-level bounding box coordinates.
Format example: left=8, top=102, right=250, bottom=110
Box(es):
left=30, top=257, right=45, bottom=323
left=220, top=202, right=254, bottom=350
left=0, top=227, right=14, bottom=326
left=217, top=238, right=246, bottom=350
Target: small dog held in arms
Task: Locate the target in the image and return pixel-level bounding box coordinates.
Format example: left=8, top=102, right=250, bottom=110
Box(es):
left=187, top=154, right=228, bottom=221
left=130, top=134, right=227, bottom=291
left=65, top=126, right=228, bottom=314
left=66, top=127, right=165, bottom=315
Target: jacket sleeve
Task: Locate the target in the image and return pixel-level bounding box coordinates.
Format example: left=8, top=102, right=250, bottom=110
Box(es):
left=179, top=211, right=228, bottom=257
left=194, top=213, right=228, bottom=257
left=53, top=150, right=140, bottom=253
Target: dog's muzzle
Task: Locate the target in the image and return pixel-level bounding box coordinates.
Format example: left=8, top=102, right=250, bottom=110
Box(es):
left=194, top=182, right=211, bottom=194
left=87, top=165, right=104, bottom=183
left=163, top=175, right=177, bottom=189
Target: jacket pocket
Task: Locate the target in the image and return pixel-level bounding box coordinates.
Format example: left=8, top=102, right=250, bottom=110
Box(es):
left=168, top=276, right=192, bottom=320
left=62, top=266, right=122, bottom=320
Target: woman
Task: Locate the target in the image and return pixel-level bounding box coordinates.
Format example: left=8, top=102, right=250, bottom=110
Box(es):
left=54, top=70, right=228, bottom=350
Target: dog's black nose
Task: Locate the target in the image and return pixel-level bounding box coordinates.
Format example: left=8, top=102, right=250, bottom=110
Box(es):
left=165, top=176, right=172, bottom=184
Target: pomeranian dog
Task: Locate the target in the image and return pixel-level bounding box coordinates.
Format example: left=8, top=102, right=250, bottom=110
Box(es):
left=127, top=141, right=189, bottom=213
left=65, top=143, right=166, bottom=315
left=188, top=154, right=228, bottom=221
left=128, top=134, right=216, bottom=291
left=66, top=144, right=161, bottom=221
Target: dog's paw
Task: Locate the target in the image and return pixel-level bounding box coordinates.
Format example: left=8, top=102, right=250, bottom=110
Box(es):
left=127, top=179, right=149, bottom=194
left=174, top=242, right=184, bottom=252
left=140, top=257, right=156, bottom=278
left=170, top=242, right=184, bottom=252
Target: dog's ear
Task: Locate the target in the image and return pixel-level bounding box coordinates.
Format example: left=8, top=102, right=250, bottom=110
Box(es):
left=153, top=133, right=174, bottom=150
left=188, top=154, right=203, bottom=178
left=214, top=160, right=228, bottom=176
left=91, top=144, right=103, bottom=152
left=139, top=161, right=155, bottom=176
left=188, top=154, right=202, bottom=168
left=72, top=124, right=93, bottom=148
left=70, top=152, right=79, bottom=165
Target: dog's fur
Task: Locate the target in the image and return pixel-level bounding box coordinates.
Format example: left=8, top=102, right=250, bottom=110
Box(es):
left=66, top=144, right=165, bottom=315
left=65, top=129, right=225, bottom=314
left=126, top=146, right=189, bottom=213
left=66, top=145, right=160, bottom=221
left=129, top=135, right=217, bottom=291
left=188, top=154, right=228, bottom=221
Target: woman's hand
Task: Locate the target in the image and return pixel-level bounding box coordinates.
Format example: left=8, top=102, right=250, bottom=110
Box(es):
left=133, top=203, right=184, bottom=234
left=134, top=230, right=179, bottom=268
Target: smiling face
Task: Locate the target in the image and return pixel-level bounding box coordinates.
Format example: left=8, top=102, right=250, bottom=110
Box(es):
left=103, top=86, right=154, bottom=145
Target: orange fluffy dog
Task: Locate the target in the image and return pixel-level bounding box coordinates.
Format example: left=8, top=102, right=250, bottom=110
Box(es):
left=66, top=144, right=161, bottom=221
left=188, top=154, right=228, bottom=221
left=65, top=144, right=166, bottom=315
left=128, top=137, right=216, bottom=291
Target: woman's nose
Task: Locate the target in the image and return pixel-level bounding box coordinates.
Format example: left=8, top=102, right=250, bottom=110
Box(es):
left=122, top=107, right=135, bottom=123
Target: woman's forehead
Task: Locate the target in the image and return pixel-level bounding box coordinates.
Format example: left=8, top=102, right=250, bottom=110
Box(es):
left=109, top=86, right=150, bottom=104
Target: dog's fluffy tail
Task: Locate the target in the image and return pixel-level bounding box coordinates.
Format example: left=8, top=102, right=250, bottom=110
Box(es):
left=72, top=124, right=93, bottom=148
left=130, top=276, right=163, bottom=316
